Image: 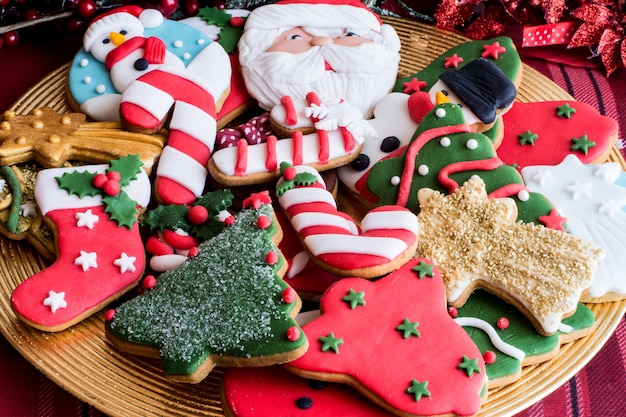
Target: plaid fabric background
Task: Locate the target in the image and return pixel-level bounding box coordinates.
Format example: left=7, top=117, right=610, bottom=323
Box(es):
left=0, top=10, right=625, bottom=417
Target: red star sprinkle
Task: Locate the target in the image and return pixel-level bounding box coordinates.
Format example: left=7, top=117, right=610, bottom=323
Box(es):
left=482, top=42, right=507, bottom=60
left=538, top=209, right=568, bottom=231
left=403, top=78, right=428, bottom=94
left=444, top=54, right=464, bottom=68
left=242, top=190, right=272, bottom=209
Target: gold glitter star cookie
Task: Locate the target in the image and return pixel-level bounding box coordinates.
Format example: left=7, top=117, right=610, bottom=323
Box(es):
left=0, top=108, right=166, bottom=170
left=416, top=177, right=604, bottom=336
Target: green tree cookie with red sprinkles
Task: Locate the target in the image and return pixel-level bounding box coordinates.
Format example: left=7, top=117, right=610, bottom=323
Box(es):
left=285, top=258, right=487, bottom=417
left=105, top=194, right=308, bottom=383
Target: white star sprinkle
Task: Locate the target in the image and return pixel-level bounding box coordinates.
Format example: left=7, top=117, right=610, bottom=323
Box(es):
left=565, top=180, right=593, bottom=200
left=75, top=209, right=99, bottom=229
left=531, top=169, right=553, bottom=186
left=594, top=163, right=620, bottom=182
left=43, top=290, right=67, bottom=313
left=20, top=202, right=37, bottom=217
left=114, top=252, right=136, bottom=274
left=598, top=200, right=623, bottom=218
left=75, top=250, right=98, bottom=271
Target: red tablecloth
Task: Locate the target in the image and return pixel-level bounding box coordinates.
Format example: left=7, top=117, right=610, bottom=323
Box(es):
left=0, top=23, right=625, bottom=417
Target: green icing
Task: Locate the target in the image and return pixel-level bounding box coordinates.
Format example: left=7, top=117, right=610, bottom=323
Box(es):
left=394, top=36, right=521, bottom=93
left=0, top=165, right=21, bottom=233
left=457, top=290, right=595, bottom=383
left=366, top=103, right=554, bottom=225
left=106, top=203, right=306, bottom=376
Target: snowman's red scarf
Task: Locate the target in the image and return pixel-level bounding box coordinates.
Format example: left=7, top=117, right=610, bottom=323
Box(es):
left=105, top=36, right=166, bottom=71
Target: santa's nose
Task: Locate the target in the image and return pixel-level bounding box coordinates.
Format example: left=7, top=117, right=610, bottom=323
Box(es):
left=310, top=36, right=333, bottom=47
left=109, top=31, right=126, bottom=47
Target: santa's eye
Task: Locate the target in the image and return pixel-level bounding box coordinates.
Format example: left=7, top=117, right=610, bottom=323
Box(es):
left=343, top=31, right=359, bottom=37
left=287, top=34, right=303, bottom=40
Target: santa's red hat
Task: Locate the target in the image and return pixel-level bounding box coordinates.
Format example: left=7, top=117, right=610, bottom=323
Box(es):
left=244, top=0, right=382, bottom=32
left=83, top=5, right=145, bottom=52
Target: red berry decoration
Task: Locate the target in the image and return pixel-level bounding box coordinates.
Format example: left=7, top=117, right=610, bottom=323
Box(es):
left=188, top=205, right=209, bottom=225
left=286, top=326, right=301, bottom=342
left=76, top=0, right=97, bottom=18
left=483, top=350, right=496, bottom=365
left=23, top=9, right=40, bottom=21
left=447, top=306, right=458, bottom=318
left=2, top=31, right=20, bottom=48
left=158, top=0, right=179, bottom=16
left=496, top=317, right=509, bottom=330
left=93, top=173, right=108, bottom=188
left=102, top=180, right=121, bottom=196
left=224, top=215, right=236, bottom=226
left=104, top=309, right=116, bottom=321
left=188, top=246, right=200, bottom=258
left=182, top=0, right=200, bottom=16
left=265, top=251, right=279, bottom=265
left=106, top=170, right=122, bottom=182
left=229, top=16, right=245, bottom=28
left=143, top=275, right=157, bottom=289
left=281, top=287, right=297, bottom=304
left=283, top=166, right=297, bottom=181
left=257, top=215, right=272, bottom=229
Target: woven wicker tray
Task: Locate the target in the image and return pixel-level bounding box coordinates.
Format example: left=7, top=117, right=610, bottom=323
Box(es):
left=1, top=17, right=625, bottom=417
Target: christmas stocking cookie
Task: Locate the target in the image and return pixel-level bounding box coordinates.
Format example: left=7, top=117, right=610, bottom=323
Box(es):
left=11, top=155, right=150, bottom=332
left=285, top=258, right=487, bottom=417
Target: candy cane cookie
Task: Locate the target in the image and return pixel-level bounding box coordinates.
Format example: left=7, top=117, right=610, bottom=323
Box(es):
left=208, top=93, right=375, bottom=186
left=276, top=164, right=418, bottom=278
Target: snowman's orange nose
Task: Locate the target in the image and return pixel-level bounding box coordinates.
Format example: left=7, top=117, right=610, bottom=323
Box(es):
left=109, top=32, right=126, bottom=47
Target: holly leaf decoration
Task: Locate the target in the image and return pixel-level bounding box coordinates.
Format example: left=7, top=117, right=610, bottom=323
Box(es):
left=190, top=217, right=225, bottom=241
left=198, top=7, right=231, bottom=27
left=276, top=163, right=319, bottom=196
left=103, top=191, right=139, bottom=229
left=197, top=7, right=246, bottom=54
left=56, top=170, right=100, bottom=199
left=144, top=204, right=190, bottom=233
left=108, top=154, right=144, bottom=188
left=195, top=189, right=233, bottom=215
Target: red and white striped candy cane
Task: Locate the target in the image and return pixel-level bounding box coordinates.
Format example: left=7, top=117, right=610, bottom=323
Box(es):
left=277, top=166, right=419, bottom=278
left=120, top=67, right=217, bottom=205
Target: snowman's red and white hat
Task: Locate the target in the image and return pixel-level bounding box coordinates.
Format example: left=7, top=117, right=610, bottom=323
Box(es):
left=83, top=5, right=146, bottom=53
left=244, top=0, right=383, bottom=32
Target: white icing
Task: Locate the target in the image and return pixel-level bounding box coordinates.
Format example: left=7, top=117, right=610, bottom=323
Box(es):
left=35, top=165, right=151, bottom=215
left=174, top=40, right=183, bottom=48
left=391, top=176, right=400, bottom=186
left=121, top=79, right=175, bottom=120
left=156, top=146, right=208, bottom=197
left=304, top=234, right=409, bottom=260
left=278, top=187, right=337, bottom=211
left=440, top=137, right=451, bottom=147
left=454, top=317, right=526, bottom=362
left=558, top=322, right=574, bottom=334
left=167, top=100, right=217, bottom=151
left=43, top=290, right=67, bottom=314
left=139, top=8, right=164, bottom=29
left=360, top=209, right=419, bottom=235
left=150, top=253, right=188, bottom=272
left=287, top=251, right=311, bottom=279
left=74, top=250, right=98, bottom=272
left=418, top=165, right=429, bottom=176
left=521, top=154, right=626, bottom=298
left=75, top=209, right=100, bottom=229
left=291, top=212, right=359, bottom=235
left=429, top=79, right=480, bottom=126
left=466, top=139, right=478, bottom=150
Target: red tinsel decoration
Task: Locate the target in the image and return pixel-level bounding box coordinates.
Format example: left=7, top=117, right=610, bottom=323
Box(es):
left=569, top=0, right=626, bottom=74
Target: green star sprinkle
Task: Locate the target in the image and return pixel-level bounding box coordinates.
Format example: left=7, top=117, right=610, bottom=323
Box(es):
left=458, top=355, right=482, bottom=377
left=412, top=261, right=434, bottom=278
left=518, top=130, right=538, bottom=146
left=342, top=288, right=366, bottom=309
left=407, top=379, right=431, bottom=401
left=396, top=318, right=420, bottom=339
left=556, top=103, right=576, bottom=118
left=570, top=135, right=596, bottom=155
left=319, top=332, right=344, bottom=354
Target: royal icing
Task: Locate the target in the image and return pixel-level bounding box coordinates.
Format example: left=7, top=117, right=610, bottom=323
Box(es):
left=521, top=155, right=626, bottom=300
left=286, top=258, right=487, bottom=417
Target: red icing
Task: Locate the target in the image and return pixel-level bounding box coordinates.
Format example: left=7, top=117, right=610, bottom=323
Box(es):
left=317, top=129, right=330, bottom=162
left=496, top=317, right=509, bottom=330
left=162, top=229, right=198, bottom=250
left=286, top=326, right=301, bottom=342
left=104, top=309, right=116, bottom=321
left=487, top=183, right=527, bottom=199
left=266, top=250, right=279, bottom=265
left=146, top=235, right=174, bottom=256
left=143, top=275, right=157, bottom=289
left=497, top=101, right=618, bottom=169
left=340, top=126, right=355, bottom=152
left=292, top=130, right=304, bottom=165
left=265, top=135, right=278, bottom=172
left=403, top=78, right=427, bottom=94
left=438, top=157, right=503, bottom=193
left=483, top=351, right=496, bottom=365
left=187, top=205, right=209, bottom=225
left=482, top=42, right=507, bottom=59
left=444, top=53, right=464, bottom=68
left=257, top=215, right=272, bottom=229
left=234, top=138, right=248, bottom=176
left=396, top=124, right=472, bottom=206
left=281, top=287, right=297, bottom=304
left=538, top=208, right=568, bottom=231
left=286, top=259, right=485, bottom=417
left=280, top=95, right=298, bottom=125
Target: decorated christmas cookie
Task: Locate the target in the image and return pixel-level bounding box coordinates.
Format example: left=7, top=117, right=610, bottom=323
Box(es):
left=11, top=155, right=151, bottom=332
left=276, top=164, right=419, bottom=278
left=497, top=100, right=618, bottom=169
left=366, top=101, right=556, bottom=226
left=105, top=193, right=308, bottom=383
left=208, top=96, right=374, bottom=186
left=285, top=258, right=487, bottom=417
left=521, top=155, right=626, bottom=302
left=455, top=290, right=596, bottom=388
left=416, top=177, right=604, bottom=335
left=222, top=365, right=391, bottom=417
left=0, top=108, right=166, bottom=170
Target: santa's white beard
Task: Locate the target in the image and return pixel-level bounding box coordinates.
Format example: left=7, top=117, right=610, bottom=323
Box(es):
left=241, top=42, right=399, bottom=118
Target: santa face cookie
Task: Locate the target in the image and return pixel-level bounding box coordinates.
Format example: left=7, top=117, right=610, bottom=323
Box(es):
left=416, top=177, right=604, bottom=335
left=11, top=155, right=151, bottom=332
left=521, top=155, right=626, bottom=302
left=237, top=0, right=401, bottom=118
left=105, top=194, right=308, bottom=383
left=286, top=258, right=487, bottom=417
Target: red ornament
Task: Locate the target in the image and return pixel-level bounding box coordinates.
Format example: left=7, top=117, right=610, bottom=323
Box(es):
left=182, top=0, right=200, bottom=16
left=496, top=317, right=509, bottom=330
left=188, top=205, right=209, bottom=225
left=281, top=288, right=297, bottom=304
left=283, top=166, right=297, bottom=181
left=158, top=0, right=179, bottom=17
left=483, top=350, right=496, bottom=364
left=257, top=215, right=272, bottom=229
left=224, top=215, right=236, bottom=226
left=285, top=326, right=301, bottom=342
left=23, top=9, right=40, bottom=21
left=104, top=309, right=116, bottom=321
left=2, top=31, right=20, bottom=48
left=447, top=306, right=458, bottom=318
left=76, top=0, right=97, bottom=18
left=229, top=16, right=245, bottom=28
left=265, top=250, right=279, bottom=265
left=188, top=246, right=200, bottom=258
left=143, top=275, right=157, bottom=289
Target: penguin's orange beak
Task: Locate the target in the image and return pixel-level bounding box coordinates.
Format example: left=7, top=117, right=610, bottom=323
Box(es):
left=435, top=91, right=450, bottom=105
left=109, top=32, right=126, bottom=47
